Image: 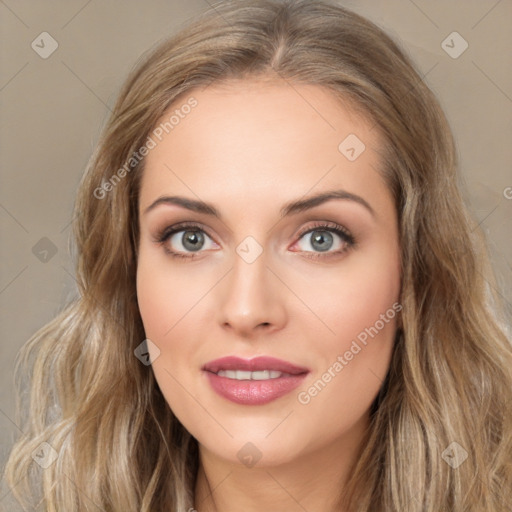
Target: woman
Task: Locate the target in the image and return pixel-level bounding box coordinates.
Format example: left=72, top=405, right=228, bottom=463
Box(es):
left=4, top=0, right=511, bottom=510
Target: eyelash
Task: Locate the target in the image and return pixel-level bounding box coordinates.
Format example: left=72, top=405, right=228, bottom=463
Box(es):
left=153, top=221, right=356, bottom=261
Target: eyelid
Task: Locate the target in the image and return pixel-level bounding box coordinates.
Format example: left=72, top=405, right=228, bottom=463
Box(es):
left=152, top=221, right=216, bottom=244
left=295, top=220, right=353, bottom=241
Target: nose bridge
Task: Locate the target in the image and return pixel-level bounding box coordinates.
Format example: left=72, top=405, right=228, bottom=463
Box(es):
left=216, top=244, right=286, bottom=335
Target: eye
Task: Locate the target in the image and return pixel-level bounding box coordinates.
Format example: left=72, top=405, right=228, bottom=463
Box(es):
left=153, top=220, right=355, bottom=261
left=292, top=221, right=355, bottom=259
left=153, top=222, right=217, bottom=259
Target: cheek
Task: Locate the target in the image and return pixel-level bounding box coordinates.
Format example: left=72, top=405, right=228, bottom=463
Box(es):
left=291, top=247, right=400, bottom=349
left=136, top=256, right=201, bottom=422
left=136, top=248, right=213, bottom=339
left=135, top=250, right=214, bottom=390
left=291, top=245, right=400, bottom=416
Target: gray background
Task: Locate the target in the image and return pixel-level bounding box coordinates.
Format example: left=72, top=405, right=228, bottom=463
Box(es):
left=1, top=0, right=511, bottom=500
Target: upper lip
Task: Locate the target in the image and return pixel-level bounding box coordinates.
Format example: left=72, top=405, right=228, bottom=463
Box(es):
left=203, top=356, right=310, bottom=375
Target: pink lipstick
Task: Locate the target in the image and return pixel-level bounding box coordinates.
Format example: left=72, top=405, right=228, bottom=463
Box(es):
left=202, top=356, right=309, bottom=405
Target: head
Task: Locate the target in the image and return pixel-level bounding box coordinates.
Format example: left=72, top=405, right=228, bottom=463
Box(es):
left=7, top=1, right=511, bottom=511
left=136, top=77, right=402, bottom=471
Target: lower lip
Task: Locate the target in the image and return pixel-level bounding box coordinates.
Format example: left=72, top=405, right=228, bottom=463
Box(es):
left=204, top=371, right=308, bottom=405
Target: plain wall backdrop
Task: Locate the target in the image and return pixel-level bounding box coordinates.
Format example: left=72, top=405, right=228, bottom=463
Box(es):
left=1, top=0, right=511, bottom=497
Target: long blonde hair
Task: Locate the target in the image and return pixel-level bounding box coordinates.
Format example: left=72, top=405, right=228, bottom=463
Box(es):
left=3, top=1, right=511, bottom=510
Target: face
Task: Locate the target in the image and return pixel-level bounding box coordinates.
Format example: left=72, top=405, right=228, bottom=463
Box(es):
left=136, top=79, right=401, bottom=469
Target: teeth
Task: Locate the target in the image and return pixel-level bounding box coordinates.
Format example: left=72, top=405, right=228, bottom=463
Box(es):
left=252, top=370, right=270, bottom=380
left=216, top=370, right=284, bottom=380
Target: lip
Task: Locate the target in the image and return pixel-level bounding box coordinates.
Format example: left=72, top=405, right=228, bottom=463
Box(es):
left=202, top=356, right=310, bottom=405
left=203, top=356, right=310, bottom=375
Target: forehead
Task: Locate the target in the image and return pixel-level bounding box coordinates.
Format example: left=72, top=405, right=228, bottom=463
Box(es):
left=139, top=79, right=388, bottom=216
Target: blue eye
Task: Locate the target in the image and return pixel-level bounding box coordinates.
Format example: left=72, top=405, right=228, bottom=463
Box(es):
left=154, top=222, right=216, bottom=259
left=293, top=222, right=355, bottom=259
left=154, top=221, right=355, bottom=260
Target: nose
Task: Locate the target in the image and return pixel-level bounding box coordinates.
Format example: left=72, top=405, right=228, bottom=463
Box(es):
left=216, top=250, right=287, bottom=338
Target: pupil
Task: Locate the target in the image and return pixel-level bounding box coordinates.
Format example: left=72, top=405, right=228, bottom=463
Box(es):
left=311, top=231, right=333, bottom=252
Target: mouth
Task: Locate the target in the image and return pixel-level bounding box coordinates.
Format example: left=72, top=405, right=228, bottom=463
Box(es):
left=203, top=355, right=309, bottom=375
left=202, top=356, right=310, bottom=405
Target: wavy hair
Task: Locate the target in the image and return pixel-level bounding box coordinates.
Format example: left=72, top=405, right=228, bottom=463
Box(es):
left=3, top=0, right=511, bottom=510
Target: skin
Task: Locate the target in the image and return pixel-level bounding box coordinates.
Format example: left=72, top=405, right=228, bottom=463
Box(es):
left=136, top=78, right=401, bottom=512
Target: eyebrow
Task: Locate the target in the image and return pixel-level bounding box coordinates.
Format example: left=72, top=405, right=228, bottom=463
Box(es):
left=142, top=189, right=375, bottom=219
